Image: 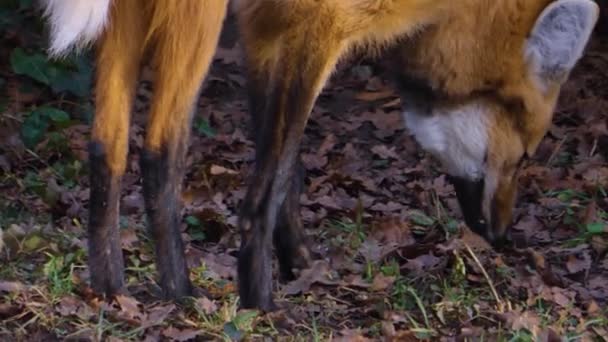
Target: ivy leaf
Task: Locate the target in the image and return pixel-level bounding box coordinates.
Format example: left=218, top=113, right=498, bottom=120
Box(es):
left=410, top=211, right=436, bottom=227
left=586, top=222, right=606, bottom=235
left=223, top=322, right=242, bottom=341
left=20, top=107, right=71, bottom=148
left=18, top=0, right=33, bottom=9
left=21, top=110, right=48, bottom=148
left=185, top=215, right=201, bottom=227
left=10, top=48, right=50, bottom=85
left=42, top=107, right=70, bottom=124
left=194, top=117, right=215, bottom=138
left=185, top=216, right=205, bottom=242
left=48, top=55, right=93, bottom=97
left=0, top=9, right=13, bottom=28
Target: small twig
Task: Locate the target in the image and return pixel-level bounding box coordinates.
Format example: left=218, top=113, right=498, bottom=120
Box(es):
left=0, top=112, right=24, bottom=123
left=323, top=293, right=353, bottom=307
left=463, top=243, right=504, bottom=312
left=546, top=134, right=568, bottom=166
left=44, top=98, right=89, bottom=109
left=463, top=314, right=499, bottom=326
left=589, top=137, right=598, bottom=157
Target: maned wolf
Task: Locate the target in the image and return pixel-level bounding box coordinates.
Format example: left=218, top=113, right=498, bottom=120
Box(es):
left=42, top=0, right=598, bottom=311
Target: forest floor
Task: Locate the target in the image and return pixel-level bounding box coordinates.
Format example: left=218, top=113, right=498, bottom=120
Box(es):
left=1, top=6, right=607, bottom=342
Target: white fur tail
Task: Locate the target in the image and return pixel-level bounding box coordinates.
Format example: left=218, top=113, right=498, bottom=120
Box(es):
left=41, top=0, right=112, bottom=57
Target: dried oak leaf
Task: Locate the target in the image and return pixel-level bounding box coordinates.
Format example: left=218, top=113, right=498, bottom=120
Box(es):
left=120, top=228, right=139, bottom=251
left=459, top=226, right=492, bottom=252
left=115, top=295, right=144, bottom=322
left=142, top=304, right=175, bottom=329
left=209, top=164, right=238, bottom=175
left=369, top=201, right=404, bottom=213
left=195, top=297, right=218, bottom=315
left=55, top=296, right=81, bottom=317
left=402, top=253, right=442, bottom=273
left=371, top=144, right=399, bottom=160
left=498, top=310, right=542, bottom=336
left=202, top=252, right=237, bottom=280
left=371, top=274, right=395, bottom=292
left=334, top=328, right=374, bottom=342
left=0, top=281, right=25, bottom=293
left=122, top=191, right=144, bottom=214
left=282, top=260, right=338, bottom=295
left=355, top=89, right=394, bottom=102
left=540, top=287, right=575, bottom=308
left=370, top=218, right=414, bottom=247
left=301, top=153, right=328, bottom=170
left=566, top=252, right=592, bottom=274
left=162, top=327, right=201, bottom=341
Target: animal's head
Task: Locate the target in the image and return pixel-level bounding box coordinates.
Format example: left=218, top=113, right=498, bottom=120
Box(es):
left=393, top=0, right=599, bottom=244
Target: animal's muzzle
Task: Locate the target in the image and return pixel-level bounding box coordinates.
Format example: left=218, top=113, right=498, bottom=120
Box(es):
left=448, top=175, right=490, bottom=240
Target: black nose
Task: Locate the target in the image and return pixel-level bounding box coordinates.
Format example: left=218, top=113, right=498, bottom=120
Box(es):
left=447, top=175, right=488, bottom=238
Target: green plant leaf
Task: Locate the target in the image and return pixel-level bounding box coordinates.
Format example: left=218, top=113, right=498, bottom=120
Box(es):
left=20, top=107, right=71, bottom=148
left=0, top=9, right=23, bottom=29
left=185, top=215, right=201, bottom=227
left=42, top=107, right=70, bottom=123
left=190, top=230, right=206, bottom=242
left=21, top=110, right=48, bottom=148
left=18, top=0, right=33, bottom=9
left=410, top=211, right=436, bottom=226
left=47, top=55, right=93, bottom=97
left=23, top=234, right=44, bottom=252
left=223, top=322, right=242, bottom=341
left=186, top=216, right=205, bottom=241
left=445, top=219, right=459, bottom=233
left=194, top=117, right=215, bottom=137
left=586, top=222, right=606, bottom=235
left=10, top=48, right=50, bottom=85
left=232, top=310, right=258, bottom=331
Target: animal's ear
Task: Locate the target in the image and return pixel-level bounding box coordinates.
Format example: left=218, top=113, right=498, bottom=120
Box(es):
left=525, top=0, right=599, bottom=88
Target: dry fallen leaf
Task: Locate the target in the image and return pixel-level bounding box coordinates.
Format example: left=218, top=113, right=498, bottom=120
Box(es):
left=371, top=145, right=399, bottom=160
left=162, top=327, right=201, bottom=341
left=142, top=304, right=175, bottom=329
left=459, top=225, right=492, bottom=252
left=0, top=281, right=24, bottom=293
left=210, top=164, right=238, bottom=175
left=499, top=310, right=542, bottom=336
left=355, top=89, right=394, bottom=101
left=120, top=228, right=139, bottom=251
left=202, top=252, right=237, bottom=280
left=370, top=274, right=395, bottom=292
left=402, top=253, right=442, bottom=273
left=195, top=297, right=218, bottom=315
left=301, top=153, right=328, bottom=170
left=282, top=260, right=337, bottom=295
left=566, top=253, right=592, bottom=274
left=115, top=295, right=143, bottom=321
left=370, top=218, right=414, bottom=247
left=55, top=296, right=81, bottom=317
left=334, top=328, right=374, bottom=342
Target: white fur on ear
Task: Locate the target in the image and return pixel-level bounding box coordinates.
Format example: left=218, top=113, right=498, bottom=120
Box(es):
left=525, top=0, right=599, bottom=87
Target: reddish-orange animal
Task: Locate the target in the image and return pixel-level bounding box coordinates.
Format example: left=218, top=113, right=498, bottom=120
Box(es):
left=43, top=0, right=598, bottom=311
left=43, top=0, right=228, bottom=299
left=233, top=0, right=598, bottom=310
